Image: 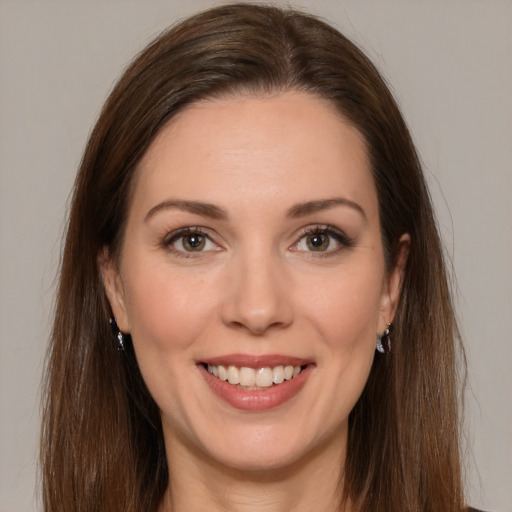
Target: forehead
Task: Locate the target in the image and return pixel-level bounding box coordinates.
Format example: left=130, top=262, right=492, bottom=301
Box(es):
left=132, top=91, right=377, bottom=219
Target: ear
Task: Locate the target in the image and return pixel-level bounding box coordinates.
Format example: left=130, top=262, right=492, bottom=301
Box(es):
left=98, top=248, right=131, bottom=333
left=378, top=233, right=410, bottom=332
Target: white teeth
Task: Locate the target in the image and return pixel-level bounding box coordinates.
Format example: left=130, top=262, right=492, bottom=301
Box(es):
left=208, top=364, right=219, bottom=377
left=272, top=365, right=285, bottom=384
left=284, top=365, right=294, bottom=380
left=227, top=365, right=240, bottom=385
left=207, top=363, right=304, bottom=387
left=255, top=367, right=273, bottom=387
left=218, top=365, right=228, bottom=381
left=239, top=367, right=256, bottom=386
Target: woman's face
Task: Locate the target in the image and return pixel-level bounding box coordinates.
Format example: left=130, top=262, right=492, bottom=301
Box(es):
left=104, top=92, right=405, bottom=474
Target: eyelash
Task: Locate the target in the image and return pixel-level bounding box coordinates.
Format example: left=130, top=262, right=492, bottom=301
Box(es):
left=292, top=225, right=354, bottom=257
left=162, top=227, right=219, bottom=258
left=162, top=224, right=354, bottom=258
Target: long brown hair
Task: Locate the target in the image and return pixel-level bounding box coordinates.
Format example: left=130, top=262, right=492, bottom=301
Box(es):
left=41, top=4, right=465, bottom=511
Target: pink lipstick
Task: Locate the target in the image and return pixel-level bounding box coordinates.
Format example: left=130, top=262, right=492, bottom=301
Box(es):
left=198, top=354, right=314, bottom=411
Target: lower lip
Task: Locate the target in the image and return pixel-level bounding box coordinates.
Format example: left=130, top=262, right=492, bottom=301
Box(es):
left=199, top=364, right=313, bottom=412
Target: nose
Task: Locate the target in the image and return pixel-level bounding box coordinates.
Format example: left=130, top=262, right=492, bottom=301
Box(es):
left=220, top=249, right=294, bottom=335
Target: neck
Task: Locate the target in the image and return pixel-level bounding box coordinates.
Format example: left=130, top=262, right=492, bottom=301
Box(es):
left=159, top=435, right=350, bottom=512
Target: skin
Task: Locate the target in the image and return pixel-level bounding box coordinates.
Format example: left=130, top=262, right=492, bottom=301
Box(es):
left=102, top=91, right=409, bottom=512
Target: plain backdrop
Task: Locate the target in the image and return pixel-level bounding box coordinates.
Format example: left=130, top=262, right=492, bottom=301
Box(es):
left=0, top=1, right=511, bottom=511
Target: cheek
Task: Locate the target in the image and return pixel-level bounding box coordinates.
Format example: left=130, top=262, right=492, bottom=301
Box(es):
left=298, top=260, right=385, bottom=349
left=121, top=257, right=217, bottom=355
left=313, top=267, right=383, bottom=395
left=120, top=262, right=219, bottom=416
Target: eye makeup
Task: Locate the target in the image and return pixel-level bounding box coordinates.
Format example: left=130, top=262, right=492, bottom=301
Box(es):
left=162, top=226, right=222, bottom=258
left=291, top=224, right=355, bottom=257
left=159, top=222, right=355, bottom=261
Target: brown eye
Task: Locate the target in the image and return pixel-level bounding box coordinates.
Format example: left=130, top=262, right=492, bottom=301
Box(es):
left=292, top=226, right=353, bottom=256
left=165, top=228, right=219, bottom=255
left=306, top=232, right=330, bottom=251
left=182, top=233, right=206, bottom=251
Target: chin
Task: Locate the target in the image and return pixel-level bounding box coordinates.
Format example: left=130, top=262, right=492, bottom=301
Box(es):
left=203, top=440, right=311, bottom=474
left=180, top=414, right=346, bottom=476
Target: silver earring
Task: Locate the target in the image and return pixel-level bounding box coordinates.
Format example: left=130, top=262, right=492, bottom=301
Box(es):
left=376, top=323, right=392, bottom=354
left=109, top=317, right=125, bottom=351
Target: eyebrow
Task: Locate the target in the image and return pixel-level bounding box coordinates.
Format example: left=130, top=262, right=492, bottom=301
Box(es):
left=145, top=200, right=228, bottom=222
left=286, top=198, right=367, bottom=221
left=144, top=197, right=366, bottom=223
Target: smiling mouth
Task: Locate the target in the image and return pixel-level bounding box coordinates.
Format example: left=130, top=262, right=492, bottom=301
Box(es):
left=203, top=363, right=307, bottom=389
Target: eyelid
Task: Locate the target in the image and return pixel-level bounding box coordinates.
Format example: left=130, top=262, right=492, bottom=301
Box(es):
left=160, top=224, right=353, bottom=258
left=291, top=224, right=354, bottom=254
left=162, top=226, right=222, bottom=256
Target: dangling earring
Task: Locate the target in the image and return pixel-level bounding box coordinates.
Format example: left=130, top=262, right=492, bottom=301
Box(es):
left=376, top=323, right=392, bottom=354
left=109, top=317, right=125, bottom=351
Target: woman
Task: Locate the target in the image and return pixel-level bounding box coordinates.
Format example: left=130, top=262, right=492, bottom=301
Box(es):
left=41, top=3, right=475, bottom=511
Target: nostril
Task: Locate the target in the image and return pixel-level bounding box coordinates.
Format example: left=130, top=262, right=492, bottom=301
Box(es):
left=230, top=321, right=247, bottom=331
left=220, top=272, right=294, bottom=335
left=227, top=319, right=289, bottom=336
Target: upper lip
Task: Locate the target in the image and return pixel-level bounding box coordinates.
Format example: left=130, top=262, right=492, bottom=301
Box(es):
left=199, top=354, right=313, bottom=368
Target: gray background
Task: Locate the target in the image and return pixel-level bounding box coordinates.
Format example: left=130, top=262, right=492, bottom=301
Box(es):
left=1, top=1, right=511, bottom=511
